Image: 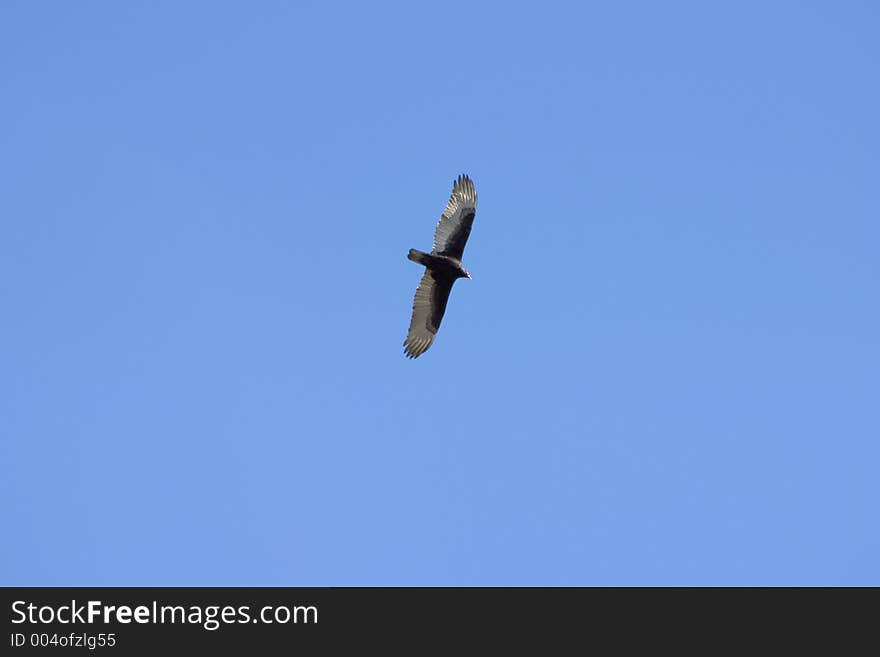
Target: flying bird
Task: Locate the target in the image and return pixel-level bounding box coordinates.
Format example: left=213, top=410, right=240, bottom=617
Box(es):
left=404, top=174, right=477, bottom=358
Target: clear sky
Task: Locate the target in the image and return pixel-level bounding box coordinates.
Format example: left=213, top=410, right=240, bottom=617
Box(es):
left=2, top=2, right=878, bottom=586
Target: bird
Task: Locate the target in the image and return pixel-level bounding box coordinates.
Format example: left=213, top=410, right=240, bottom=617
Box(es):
left=404, top=174, right=477, bottom=358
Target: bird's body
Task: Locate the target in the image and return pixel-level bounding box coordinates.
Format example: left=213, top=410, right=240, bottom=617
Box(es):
left=404, top=174, right=477, bottom=359
left=407, top=249, right=469, bottom=278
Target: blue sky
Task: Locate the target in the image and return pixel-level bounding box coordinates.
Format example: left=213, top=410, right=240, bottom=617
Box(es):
left=2, top=2, right=878, bottom=585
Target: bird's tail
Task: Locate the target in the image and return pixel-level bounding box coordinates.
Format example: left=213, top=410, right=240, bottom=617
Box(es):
left=407, top=249, right=431, bottom=266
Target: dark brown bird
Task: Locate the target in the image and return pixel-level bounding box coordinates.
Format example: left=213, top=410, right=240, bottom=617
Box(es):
left=404, top=174, right=477, bottom=358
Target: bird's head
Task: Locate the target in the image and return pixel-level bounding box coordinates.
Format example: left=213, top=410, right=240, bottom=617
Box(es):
left=463, top=270, right=472, bottom=280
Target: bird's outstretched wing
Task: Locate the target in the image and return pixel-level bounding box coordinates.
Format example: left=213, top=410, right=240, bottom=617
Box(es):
left=404, top=270, right=455, bottom=358
left=432, top=174, right=477, bottom=260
